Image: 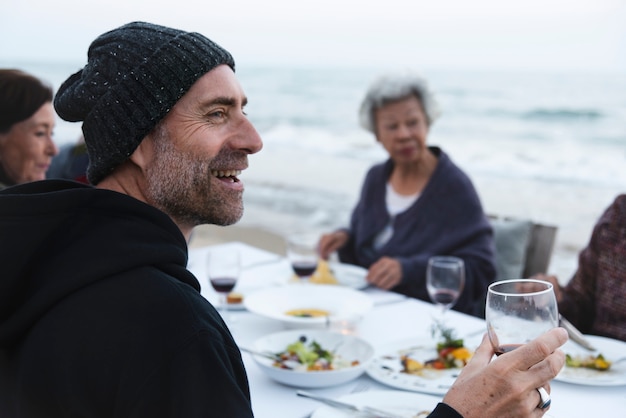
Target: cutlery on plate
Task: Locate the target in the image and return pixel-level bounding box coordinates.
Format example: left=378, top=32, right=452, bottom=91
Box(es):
left=296, top=390, right=405, bottom=418
left=238, top=347, right=280, bottom=360
left=239, top=347, right=300, bottom=370
left=559, top=314, right=596, bottom=351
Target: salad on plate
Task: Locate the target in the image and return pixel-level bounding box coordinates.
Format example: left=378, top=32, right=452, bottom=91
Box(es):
left=272, top=335, right=360, bottom=371
left=401, top=321, right=473, bottom=373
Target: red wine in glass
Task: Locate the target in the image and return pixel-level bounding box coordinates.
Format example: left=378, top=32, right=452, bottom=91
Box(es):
left=206, top=250, right=240, bottom=318
left=286, top=232, right=319, bottom=282
left=426, top=256, right=465, bottom=319
left=431, top=289, right=460, bottom=307
left=486, top=279, right=558, bottom=357
left=292, top=262, right=317, bottom=279
left=210, top=277, right=237, bottom=293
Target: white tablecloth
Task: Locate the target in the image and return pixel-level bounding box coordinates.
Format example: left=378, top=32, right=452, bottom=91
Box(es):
left=188, top=242, right=626, bottom=418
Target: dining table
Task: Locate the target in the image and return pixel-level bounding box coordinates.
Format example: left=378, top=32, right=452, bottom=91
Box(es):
left=187, top=241, right=626, bottom=418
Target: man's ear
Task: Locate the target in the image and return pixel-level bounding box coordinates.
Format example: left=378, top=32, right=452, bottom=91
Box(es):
left=128, top=134, right=155, bottom=171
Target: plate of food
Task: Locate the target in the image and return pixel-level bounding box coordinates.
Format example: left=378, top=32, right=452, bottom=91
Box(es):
left=555, top=334, right=626, bottom=386
left=366, top=325, right=477, bottom=396
left=247, top=329, right=374, bottom=388
left=310, top=389, right=440, bottom=418
left=244, top=283, right=373, bottom=329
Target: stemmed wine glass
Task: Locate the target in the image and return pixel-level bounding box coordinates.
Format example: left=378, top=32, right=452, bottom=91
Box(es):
left=486, top=279, right=558, bottom=355
left=286, top=232, right=319, bottom=283
left=426, top=256, right=465, bottom=319
left=206, top=248, right=240, bottom=321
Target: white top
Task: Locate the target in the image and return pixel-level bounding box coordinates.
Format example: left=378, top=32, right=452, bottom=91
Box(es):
left=385, top=183, right=419, bottom=216
left=373, top=184, right=419, bottom=249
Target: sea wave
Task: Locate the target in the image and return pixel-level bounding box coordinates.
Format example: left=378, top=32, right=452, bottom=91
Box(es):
left=522, top=108, right=604, bottom=121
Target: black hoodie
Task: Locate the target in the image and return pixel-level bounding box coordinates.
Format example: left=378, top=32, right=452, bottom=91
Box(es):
left=0, top=180, right=252, bottom=417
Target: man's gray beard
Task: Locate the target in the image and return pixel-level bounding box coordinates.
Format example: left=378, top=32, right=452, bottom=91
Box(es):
left=144, top=124, right=244, bottom=227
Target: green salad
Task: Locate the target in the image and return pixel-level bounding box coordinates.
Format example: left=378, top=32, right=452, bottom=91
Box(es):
left=272, top=336, right=358, bottom=371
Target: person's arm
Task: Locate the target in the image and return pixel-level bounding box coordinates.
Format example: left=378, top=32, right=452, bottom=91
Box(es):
left=557, top=199, right=614, bottom=330
left=395, top=241, right=495, bottom=317
left=435, top=328, right=567, bottom=418
left=319, top=163, right=385, bottom=262
left=388, top=156, right=496, bottom=316
left=388, top=199, right=495, bottom=317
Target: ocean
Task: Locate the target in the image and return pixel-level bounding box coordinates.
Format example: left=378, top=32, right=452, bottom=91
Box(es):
left=4, top=59, right=626, bottom=280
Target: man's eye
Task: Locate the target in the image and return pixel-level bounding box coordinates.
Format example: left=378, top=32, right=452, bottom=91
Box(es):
left=208, top=110, right=225, bottom=118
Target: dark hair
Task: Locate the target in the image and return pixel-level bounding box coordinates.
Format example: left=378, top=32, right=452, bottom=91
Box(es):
left=0, top=69, right=53, bottom=134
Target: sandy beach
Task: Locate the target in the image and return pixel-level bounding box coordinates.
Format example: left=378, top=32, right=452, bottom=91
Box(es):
left=189, top=145, right=624, bottom=285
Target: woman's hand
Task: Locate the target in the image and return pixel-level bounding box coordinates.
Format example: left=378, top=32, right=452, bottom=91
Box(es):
left=367, top=256, right=402, bottom=289
left=531, top=274, right=563, bottom=303
left=317, top=231, right=349, bottom=260
left=441, top=328, right=567, bottom=418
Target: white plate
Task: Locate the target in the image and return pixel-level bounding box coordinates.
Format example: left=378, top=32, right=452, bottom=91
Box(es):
left=244, top=284, right=373, bottom=329
left=329, top=262, right=368, bottom=289
left=244, top=259, right=368, bottom=290
left=366, top=337, right=480, bottom=396
left=250, top=329, right=374, bottom=388
left=556, top=335, right=626, bottom=386
left=310, top=389, right=440, bottom=418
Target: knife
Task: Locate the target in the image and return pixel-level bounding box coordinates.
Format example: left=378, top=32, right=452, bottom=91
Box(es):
left=559, top=314, right=596, bottom=351
left=296, top=390, right=405, bottom=418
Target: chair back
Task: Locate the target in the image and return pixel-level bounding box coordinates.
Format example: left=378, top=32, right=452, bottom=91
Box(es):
left=489, top=215, right=557, bottom=280
left=523, top=222, right=558, bottom=277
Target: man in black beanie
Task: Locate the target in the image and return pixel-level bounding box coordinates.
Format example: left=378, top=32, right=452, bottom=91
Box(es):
left=0, top=21, right=567, bottom=418
left=0, top=22, right=261, bottom=417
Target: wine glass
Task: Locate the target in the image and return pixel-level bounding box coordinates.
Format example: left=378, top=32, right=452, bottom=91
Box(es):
left=286, top=232, right=319, bottom=283
left=206, top=248, right=240, bottom=320
left=486, top=279, right=558, bottom=355
left=426, top=256, right=465, bottom=318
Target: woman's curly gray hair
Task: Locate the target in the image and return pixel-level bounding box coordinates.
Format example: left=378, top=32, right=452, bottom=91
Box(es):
left=358, top=71, right=441, bottom=133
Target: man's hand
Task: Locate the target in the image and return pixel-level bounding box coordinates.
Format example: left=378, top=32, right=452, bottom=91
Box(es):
left=441, top=328, right=567, bottom=418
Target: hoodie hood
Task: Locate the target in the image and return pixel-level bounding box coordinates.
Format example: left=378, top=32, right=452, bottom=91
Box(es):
left=0, top=180, right=191, bottom=347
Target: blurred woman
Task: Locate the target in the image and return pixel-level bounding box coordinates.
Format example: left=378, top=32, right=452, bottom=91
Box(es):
left=318, top=72, right=496, bottom=317
left=0, top=69, right=58, bottom=190
left=533, top=194, right=626, bottom=341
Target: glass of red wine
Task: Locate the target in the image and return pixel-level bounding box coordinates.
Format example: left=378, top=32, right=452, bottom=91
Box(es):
left=486, top=279, right=558, bottom=356
left=286, top=232, right=319, bottom=283
left=206, top=248, right=240, bottom=319
left=426, top=256, right=465, bottom=319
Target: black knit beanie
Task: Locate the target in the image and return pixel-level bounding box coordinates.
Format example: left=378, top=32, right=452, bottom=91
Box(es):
left=54, top=21, right=235, bottom=185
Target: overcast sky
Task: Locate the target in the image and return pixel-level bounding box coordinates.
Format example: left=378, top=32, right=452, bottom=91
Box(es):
left=1, top=0, right=625, bottom=73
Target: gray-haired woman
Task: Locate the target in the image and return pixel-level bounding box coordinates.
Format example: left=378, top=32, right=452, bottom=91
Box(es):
left=318, top=71, right=496, bottom=317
